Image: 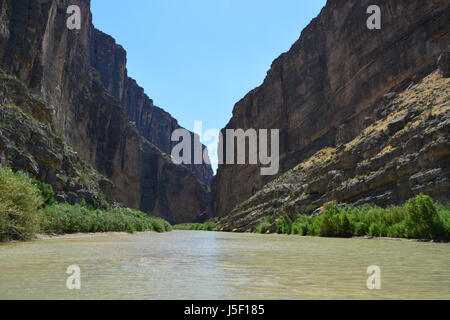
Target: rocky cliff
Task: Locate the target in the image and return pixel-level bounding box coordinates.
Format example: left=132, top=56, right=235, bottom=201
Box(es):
left=212, top=0, right=450, bottom=219
left=90, top=29, right=213, bottom=186
left=0, top=0, right=212, bottom=223
left=220, top=71, right=450, bottom=231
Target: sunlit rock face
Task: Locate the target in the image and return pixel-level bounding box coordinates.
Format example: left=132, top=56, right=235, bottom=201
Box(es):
left=212, top=0, right=449, bottom=218
left=0, top=0, right=212, bottom=223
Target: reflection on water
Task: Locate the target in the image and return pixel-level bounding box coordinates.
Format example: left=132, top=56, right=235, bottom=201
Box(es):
left=0, top=230, right=449, bottom=299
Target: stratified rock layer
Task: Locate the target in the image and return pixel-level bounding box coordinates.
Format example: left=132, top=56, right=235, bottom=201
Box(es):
left=212, top=0, right=450, bottom=218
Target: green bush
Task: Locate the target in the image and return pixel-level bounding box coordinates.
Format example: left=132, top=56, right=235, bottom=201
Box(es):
left=354, top=222, right=369, bottom=236
left=0, top=166, right=42, bottom=241
left=387, top=222, right=407, bottom=238
left=173, top=221, right=221, bottom=231
left=405, top=195, right=439, bottom=239
left=40, top=204, right=172, bottom=235
left=266, top=195, right=449, bottom=240
left=309, top=203, right=353, bottom=238
left=0, top=165, right=172, bottom=242
left=292, top=215, right=313, bottom=235
left=276, top=215, right=293, bottom=234
left=440, top=210, right=450, bottom=240
left=253, top=216, right=274, bottom=234
left=368, top=219, right=388, bottom=237
left=32, top=179, right=55, bottom=207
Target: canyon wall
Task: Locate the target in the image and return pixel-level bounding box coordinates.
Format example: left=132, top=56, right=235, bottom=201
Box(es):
left=90, top=29, right=213, bottom=186
left=212, top=0, right=450, bottom=218
left=0, top=0, right=212, bottom=223
left=220, top=71, right=450, bottom=231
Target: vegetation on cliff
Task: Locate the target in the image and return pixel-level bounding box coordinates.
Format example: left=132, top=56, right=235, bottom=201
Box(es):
left=253, top=195, right=450, bottom=241
left=0, top=165, right=171, bottom=242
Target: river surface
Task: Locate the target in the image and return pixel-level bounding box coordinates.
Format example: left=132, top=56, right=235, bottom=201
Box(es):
left=0, top=230, right=449, bottom=300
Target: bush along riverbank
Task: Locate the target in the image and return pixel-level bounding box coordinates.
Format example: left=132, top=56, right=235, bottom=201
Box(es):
left=253, top=195, right=450, bottom=241
left=0, top=165, right=171, bottom=242
left=173, top=221, right=222, bottom=231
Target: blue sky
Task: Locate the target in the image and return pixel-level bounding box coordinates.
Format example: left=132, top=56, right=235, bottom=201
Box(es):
left=91, top=0, right=326, bottom=172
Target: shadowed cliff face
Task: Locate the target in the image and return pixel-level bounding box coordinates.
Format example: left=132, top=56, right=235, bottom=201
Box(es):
left=0, top=0, right=211, bottom=223
left=89, top=29, right=214, bottom=186
left=212, top=0, right=450, bottom=217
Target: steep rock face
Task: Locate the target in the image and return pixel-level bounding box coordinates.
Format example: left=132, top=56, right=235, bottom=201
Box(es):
left=0, top=0, right=211, bottom=223
left=220, top=71, right=450, bottom=231
left=0, top=0, right=46, bottom=89
left=212, top=0, right=450, bottom=217
left=90, top=29, right=213, bottom=186
left=0, top=71, right=111, bottom=207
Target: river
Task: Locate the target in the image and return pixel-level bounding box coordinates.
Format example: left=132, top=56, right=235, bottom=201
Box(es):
left=0, top=230, right=449, bottom=299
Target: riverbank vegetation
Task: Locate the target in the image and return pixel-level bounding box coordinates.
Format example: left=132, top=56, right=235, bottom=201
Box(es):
left=173, top=221, right=222, bottom=231
left=0, top=165, right=171, bottom=242
left=40, top=205, right=172, bottom=235
left=254, top=195, right=450, bottom=241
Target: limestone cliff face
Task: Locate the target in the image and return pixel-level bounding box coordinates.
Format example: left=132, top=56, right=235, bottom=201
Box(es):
left=212, top=0, right=450, bottom=218
left=0, top=0, right=211, bottom=223
left=90, top=29, right=213, bottom=186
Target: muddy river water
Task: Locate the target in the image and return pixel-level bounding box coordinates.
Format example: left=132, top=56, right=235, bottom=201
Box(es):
left=0, top=230, right=449, bottom=299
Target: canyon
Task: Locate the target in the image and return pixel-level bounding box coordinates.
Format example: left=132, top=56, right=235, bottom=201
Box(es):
left=0, top=0, right=449, bottom=228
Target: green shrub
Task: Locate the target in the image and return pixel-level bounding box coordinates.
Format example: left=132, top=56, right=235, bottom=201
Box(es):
left=387, top=222, right=408, bottom=238
left=149, top=216, right=172, bottom=233
left=354, top=222, right=369, bottom=236
left=369, top=219, right=388, bottom=237
left=292, top=215, right=313, bottom=236
left=276, top=215, right=293, bottom=234
left=0, top=165, right=172, bottom=242
left=0, top=166, right=42, bottom=241
left=440, top=209, right=450, bottom=240
left=405, top=195, right=439, bottom=239
left=39, top=204, right=172, bottom=235
left=309, top=203, right=353, bottom=238
left=253, top=216, right=274, bottom=234
left=32, top=179, right=55, bottom=207
left=173, top=221, right=221, bottom=231
left=275, top=195, right=448, bottom=240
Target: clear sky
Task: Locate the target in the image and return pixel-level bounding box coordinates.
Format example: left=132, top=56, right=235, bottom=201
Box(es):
left=91, top=0, right=326, bottom=172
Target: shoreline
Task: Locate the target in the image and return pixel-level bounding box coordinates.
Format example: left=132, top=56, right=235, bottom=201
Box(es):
left=2, top=230, right=449, bottom=244
left=33, top=231, right=155, bottom=241
left=351, top=235, right=449, bottom=243
left=227, top=230, right=450, bottom=243
left=43, top=230, right=450, bottom=243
